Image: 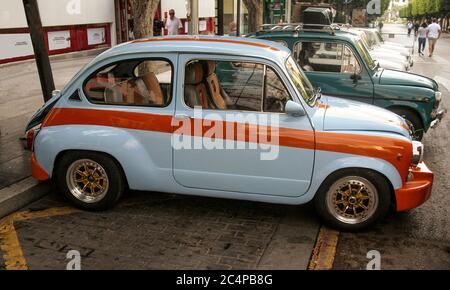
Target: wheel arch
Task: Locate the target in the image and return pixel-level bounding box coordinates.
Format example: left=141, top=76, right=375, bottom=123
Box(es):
left=53, top=149, right=130, bottom=189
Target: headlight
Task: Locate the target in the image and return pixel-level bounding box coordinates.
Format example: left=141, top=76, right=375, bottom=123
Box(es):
left=412, top=141, right=424, bottom=166
left=434, top=91, right=442, bottom=109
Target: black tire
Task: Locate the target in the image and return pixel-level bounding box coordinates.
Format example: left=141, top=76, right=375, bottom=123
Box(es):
left=314, top=169, right=392, bottom=232
left=55, top=151, right=125, bottom=211
left=390, top=108, right=424, bottom=141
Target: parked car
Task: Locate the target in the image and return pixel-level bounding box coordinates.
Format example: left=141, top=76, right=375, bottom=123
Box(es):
left=250, top=25, right=445, bottom=140
left=350, top=28, right=413, bottom=69
left=26, top=36, right=433, bottom=231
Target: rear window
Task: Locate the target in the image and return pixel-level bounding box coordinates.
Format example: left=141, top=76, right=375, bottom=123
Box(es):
left=83, top=59, right=173, bottom=107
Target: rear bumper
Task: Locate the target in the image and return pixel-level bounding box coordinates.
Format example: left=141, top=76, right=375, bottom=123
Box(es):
left=395, top=162, right=433, bottom=212
left=31, top=153, right=50, bottom=181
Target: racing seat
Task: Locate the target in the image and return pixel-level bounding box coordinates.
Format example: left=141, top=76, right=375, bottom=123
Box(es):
left=205, top=61, right=231, bottom=110
left=105, top=72, right=165, bottom=106
left=184, top=62, right=210, bottom=108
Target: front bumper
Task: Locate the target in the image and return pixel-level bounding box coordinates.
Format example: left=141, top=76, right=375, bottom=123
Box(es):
left=395, top=162, right=433, bottom=212
left=430, top=109, right=446, bottom=129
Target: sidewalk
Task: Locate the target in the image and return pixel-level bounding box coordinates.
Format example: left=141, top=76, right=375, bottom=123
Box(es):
left=0, top=51, right=100, bottom=217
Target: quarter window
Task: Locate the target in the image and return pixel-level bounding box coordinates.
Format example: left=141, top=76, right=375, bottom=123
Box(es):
left=84, top=59, right=172, bottom=107
left=184, top=60, right=292, bottom=113
left=294, top=41, right=361, bottom=74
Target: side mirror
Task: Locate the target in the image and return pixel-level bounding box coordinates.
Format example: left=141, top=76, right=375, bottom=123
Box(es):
left=285, top=100, right=306, bottom=117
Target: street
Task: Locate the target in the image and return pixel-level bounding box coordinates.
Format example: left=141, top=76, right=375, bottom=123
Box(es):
left=0, top=24, right=449, bottom=270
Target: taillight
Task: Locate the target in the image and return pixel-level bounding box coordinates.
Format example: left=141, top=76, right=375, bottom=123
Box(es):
left=22, top=126, right=41, bottom=151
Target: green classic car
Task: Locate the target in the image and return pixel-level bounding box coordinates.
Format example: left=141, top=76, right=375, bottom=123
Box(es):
left=248, top=25, right=445, bottom=140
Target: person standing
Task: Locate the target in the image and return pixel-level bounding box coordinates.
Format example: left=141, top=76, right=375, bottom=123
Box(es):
left=414, top=20, right=420, bottom=37
left=378, top=21, right=384, bottom=32
left=407, top=20, right=413, bottom=37
left=417, top=22, right=428, bottom=56
left=228, top=22, right=237, bottom=36
left=164, top=9, right=182, bottom=36
left=427, top=18, right=442, bottom=57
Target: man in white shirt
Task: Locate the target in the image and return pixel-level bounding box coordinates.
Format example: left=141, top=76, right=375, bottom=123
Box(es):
left=164, top=9, right=182, bottom=36
left=427, top=18, right=441, bottom=57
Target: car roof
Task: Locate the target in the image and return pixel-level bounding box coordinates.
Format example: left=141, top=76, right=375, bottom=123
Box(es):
left=95, top=35, right=292, bottom=63
left=250, top=27, right=361, bottom=42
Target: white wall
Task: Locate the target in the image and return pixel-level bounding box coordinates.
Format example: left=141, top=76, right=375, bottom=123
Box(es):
left=161, top=0, right=215, bottom=19
left=0, top=0, right=116, bottom=29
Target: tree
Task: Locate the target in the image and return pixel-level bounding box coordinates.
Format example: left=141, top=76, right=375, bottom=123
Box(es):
left=242, top=0, right=264, bottom=33
left=131, top=0, right=160, bottom=39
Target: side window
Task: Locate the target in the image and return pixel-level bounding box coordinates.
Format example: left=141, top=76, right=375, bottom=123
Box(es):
left=341, top=45, right=362, bottom=74
left=264, top=67, right=292, bottom=113
left=183, top=60, right=292, bottom=113
left=294, top=41, right=361, bottom=74
left=184, top=60, right=264, bottom=112
left=84, top=59, right=172, bottom=107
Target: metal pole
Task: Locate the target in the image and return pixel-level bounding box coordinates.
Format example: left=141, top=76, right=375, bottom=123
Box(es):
left=236, top=0, right=241, bottom=36
left=286, top=0, right=292, bottom=24
left=217, top=0, right=224, bottom=35
left=22, top=0, right=55, bottom=102
left=189, top=0, right=199, bottom=35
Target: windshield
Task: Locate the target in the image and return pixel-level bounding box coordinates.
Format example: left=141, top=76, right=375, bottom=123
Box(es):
left=355, top=39, right=377, bottom=71
left=285, top=56, right=315, bottom=107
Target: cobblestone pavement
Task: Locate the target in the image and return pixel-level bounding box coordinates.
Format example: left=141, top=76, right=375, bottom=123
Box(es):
left=6, top=191, right=319, bottom=270
left=334, top=25, right=450, bottom=270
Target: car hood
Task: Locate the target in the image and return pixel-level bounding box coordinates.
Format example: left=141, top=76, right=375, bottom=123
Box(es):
left=377, top=59, right=406, bottom=71
left=379, top=69, right=437, bottom=90
left=321, top=95, right=411, bottom=138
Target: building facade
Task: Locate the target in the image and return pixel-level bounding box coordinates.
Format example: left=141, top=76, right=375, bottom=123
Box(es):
left=0, top=0, right=116, bottom=64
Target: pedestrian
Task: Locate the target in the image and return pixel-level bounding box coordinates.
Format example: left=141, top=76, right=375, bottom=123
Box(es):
left=164, top=9, right=182, bottom=36
left=414, top=20, right=420, bottom=37
left=427, top=18, right=442, bottom=57
left=407, top=20, right=413, bottom=37
left=417, top=22, right=428, bottom=56
left=228, top=22, right=237, bottom=36
left=378, top=21, right=384, bottom=32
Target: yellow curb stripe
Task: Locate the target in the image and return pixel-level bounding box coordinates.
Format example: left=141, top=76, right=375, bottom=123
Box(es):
left=13, top=207, right=81, bottom=221
left=0, top=207, right=82, bottom=270
left=0, top=219, right=28, bottom=270
left=308, top=226, right=340, bottom=270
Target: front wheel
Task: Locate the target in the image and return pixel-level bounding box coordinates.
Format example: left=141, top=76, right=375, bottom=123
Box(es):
left=314, top=169, right=391, bottom=232
left=56, top=151, right=125, bottom=211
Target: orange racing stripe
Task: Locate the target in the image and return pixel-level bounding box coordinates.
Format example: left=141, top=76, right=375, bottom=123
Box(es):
left=42, top=108, right=412, bottom=183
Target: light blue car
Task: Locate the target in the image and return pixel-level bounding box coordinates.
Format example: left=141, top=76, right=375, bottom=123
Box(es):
left=25, top=36, right=433, bottom=231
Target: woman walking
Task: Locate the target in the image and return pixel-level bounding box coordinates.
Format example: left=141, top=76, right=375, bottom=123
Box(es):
left=417, top=22, right=428, bottom=56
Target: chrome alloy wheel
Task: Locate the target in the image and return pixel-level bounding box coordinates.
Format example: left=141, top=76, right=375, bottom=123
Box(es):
left=326, top=176, right=378, bottom=225
left=66, top=159, right=109, bottom=203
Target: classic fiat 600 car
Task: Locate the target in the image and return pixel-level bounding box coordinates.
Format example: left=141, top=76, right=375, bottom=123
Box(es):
left=26, top=36, right=433, bottom=231
left=250, top=25, right=445, bottom=140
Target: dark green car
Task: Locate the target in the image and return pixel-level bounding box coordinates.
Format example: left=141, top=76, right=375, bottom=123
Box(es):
left=248, top=25, right=445, bottom=140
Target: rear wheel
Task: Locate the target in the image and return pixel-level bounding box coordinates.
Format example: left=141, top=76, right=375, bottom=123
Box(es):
left=314, top=169, right=391, bottom=231
left=56, top=151, right=124, bottom=211
left=390, top=108, right=424, bottom=140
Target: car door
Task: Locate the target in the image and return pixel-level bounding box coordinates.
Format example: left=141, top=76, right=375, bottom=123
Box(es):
left=293, top=40, right=374, bottom=104
left=172, top=54, right=315, bottom=197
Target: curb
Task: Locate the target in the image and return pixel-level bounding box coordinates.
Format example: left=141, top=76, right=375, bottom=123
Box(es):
left=0, top=177, right=51, bottom=219
left=0, top=47, right=109, bottom=69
